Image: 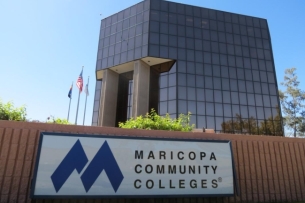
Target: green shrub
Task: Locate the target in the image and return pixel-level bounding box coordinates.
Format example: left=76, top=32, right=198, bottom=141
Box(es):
left=47, top=116, right=71, bottom=124
left=0, top=98, right=26, bottom=121
left=119, top=109, right=195, bottom=132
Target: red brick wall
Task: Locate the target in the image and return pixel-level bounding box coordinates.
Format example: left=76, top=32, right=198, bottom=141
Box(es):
left=0, top=120, right=304, bottom=203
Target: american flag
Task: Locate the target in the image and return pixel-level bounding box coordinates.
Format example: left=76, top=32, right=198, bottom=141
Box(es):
left=76, top=70, right=83, bottom=92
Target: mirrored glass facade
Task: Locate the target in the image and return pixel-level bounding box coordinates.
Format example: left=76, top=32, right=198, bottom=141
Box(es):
left=93, top=0, right=283, bottom=136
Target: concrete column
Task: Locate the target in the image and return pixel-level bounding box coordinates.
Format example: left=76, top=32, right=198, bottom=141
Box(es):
left=98, top=69, right=119, bottom=127
left=132, top=60, right=150, bottom=118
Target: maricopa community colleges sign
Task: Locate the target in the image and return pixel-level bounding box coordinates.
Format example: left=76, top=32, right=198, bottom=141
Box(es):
left=31, top=132, right=236, bottom=198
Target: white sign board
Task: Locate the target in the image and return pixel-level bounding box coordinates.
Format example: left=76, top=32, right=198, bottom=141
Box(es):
left=31, top=133, right=236, bottom=198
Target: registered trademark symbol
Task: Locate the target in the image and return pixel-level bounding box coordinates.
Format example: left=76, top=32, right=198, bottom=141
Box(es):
left=218, top=177, right=222, bottom=182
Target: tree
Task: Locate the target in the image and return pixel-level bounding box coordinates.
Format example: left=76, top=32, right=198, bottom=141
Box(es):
left=279, top=68, right=305, bottom=137
left=119, top=109, right=195, bottom=132
left=0, top=98, right=27, bottom=121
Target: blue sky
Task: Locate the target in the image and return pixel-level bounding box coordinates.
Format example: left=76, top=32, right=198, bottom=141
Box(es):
left=0, top=0, right=304, bottom=125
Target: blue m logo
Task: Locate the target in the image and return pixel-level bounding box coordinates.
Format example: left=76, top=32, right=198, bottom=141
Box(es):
left=51, top=140, right=124, bottom=193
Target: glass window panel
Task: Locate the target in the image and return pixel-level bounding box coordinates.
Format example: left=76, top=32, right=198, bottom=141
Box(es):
left=204, top=52, right=211, bottom=64
left=187, top=50, right=195, bottom=61
left=178, top=73, right=186, bottom=86
left=195, top=39, right=203, bottom=50
left=214, top=90, right=222, bottom=103
left=231, top=92, right=239, bottom=104
left=251, top=59, right=258, bottom=70
left=188, top=101, right=196, bottom=116
left=169, top=47, right=178, bottom=59
left=228, top=56, right=235, bottom=67
left=202, top=30, right=210, bottom=40
left=252, top=70, right=260, bottom=81
left=263, top=39, right=270, bottom=50
left=196, top=75, right=204, bottom=88
left=239, top=93, right=247, bottom=105
left=226, top=33, right=234, bottom=44
left=195, top=51, right=203, bottom=63
left=196, top=63, right=204, bottom=75
left=211, top=42, right=219, bottom=53
left=212, top=53, right=219, bottom=65
left=204, top=64, right=212, bottom=76
left=160, top=75, right=168, bottom=88
left=160, top=46, right=168, bottom=58
left=178, top=49, right=186, bottom=60
left=224, top=104, right=232, bottom=117
left=210, top=31, right=218, bottom=41
left=160, top=12, right=168, bottom=23
left=160, top=88, right=168, bottom=101
left=149, top=44, right=159, bottom=56
left=214, top=78, right=221, bottom=90
left=247, top=27, right=255, bottom=37
left=234, top=35, right=241, bottom=45
left=245, top=69, right=252, bottom=81
left=168, top=100, right=176, bottom=114
left=206, top=103, right=214, bottom=116
left=255, top=94, right=263, bottom=106
left=254, top=82, right=262, bottom=94
left=110, top=35, right=116, bottom=45
left=151, top=10, right=160, bottom=21
left=160, top=23, right=169, bottom=34
left=128, top=37, right=135, bottom=50
left=240, top=105, right=248, bottom=118
left=178, top=61, right=186, bottom=73
left=186, top=38, right=194, bottom=49
left=241, top=36, right=249, bottom=46
left=270, top=96, right=278, bottom=108
left=248, top=106, right=257, bottom=119
left=259, top=60, right=266, bottom=71
left=215, top=105, right=223, bottom=117
left=168, top=13, right=177, bottom=24
left=188, top=88, right=196, bottom=100
left=223, top=91, right=231, bottom=103
left=203, top=40, right=211, bottom=52
left=247, top=93, right=255, bottom=105
left=197, top=115, right=206, bottom=128
left=169, top=73, right=176, bottom=86
left=159, top=101, right=167, bottom=115
left=238, top=80, right=246, bottom=92
left=266, top=61, right=274, bottom=72
left=267, top=72, right=275, bottom=83
left=135, top=35, right=142, bottom=47
left=212, top=65, right=220, bottom=77
left=205, top=89, right=213, bottom=102
left=262, top=29, right=269, bottom=39
left=269, top=84, right=276, bottom=95
left=257, top=49, right=266, bottom=60
left=194, top=28, right=202, bottom=39
left=222, top=78, right=230, bottom=90
left=261, top=83, right=269, bottom=95
left=257, top=107, right=264, bottom=119
left=178, top=87, right=187, bottom=99
left=232, top=105, right=240, bottom=116
left=197, top=88, right=205, bottom=101
left=197, top=102, right=205, bottom=115
left=178, top=100, right=187, bottom=114
left=264, top=107, right=272, bottom=119
left=219, top=43, right=227, bottom=54
left=263, top=95, right=270, bottom=107
left=220, top=54, right=227, bottom=66
left=246, top=81, right=254, bottom=93
left=150, top=33, right=159, bottom=44
left=221, top=66, right=229, bottom=78
left=187, top=75, right=195, bottom=87
left=160, top=34, right=168, bottom=46
left=169, top=36, right=177, bottom=47
left=187, top=62, right=195, bottom=74
left=169, top=24, right=177, bottom=35
left=250, top=48, right=257, bottom=58
left=229, top=67, right=237, bottom=79
left=237, top=68, right=245, bottom=80
left=210, top=20, right=217, bottom=31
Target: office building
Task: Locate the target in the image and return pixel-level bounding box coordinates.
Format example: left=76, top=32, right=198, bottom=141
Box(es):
left=92, top=0, right=283, bottom=135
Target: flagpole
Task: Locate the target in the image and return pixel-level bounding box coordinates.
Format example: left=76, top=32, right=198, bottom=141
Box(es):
left=83, top=76, right=90, bottom=125
left=67, top=82, right=73, bottom=121
left=75, top=66, right=84, bottom=125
